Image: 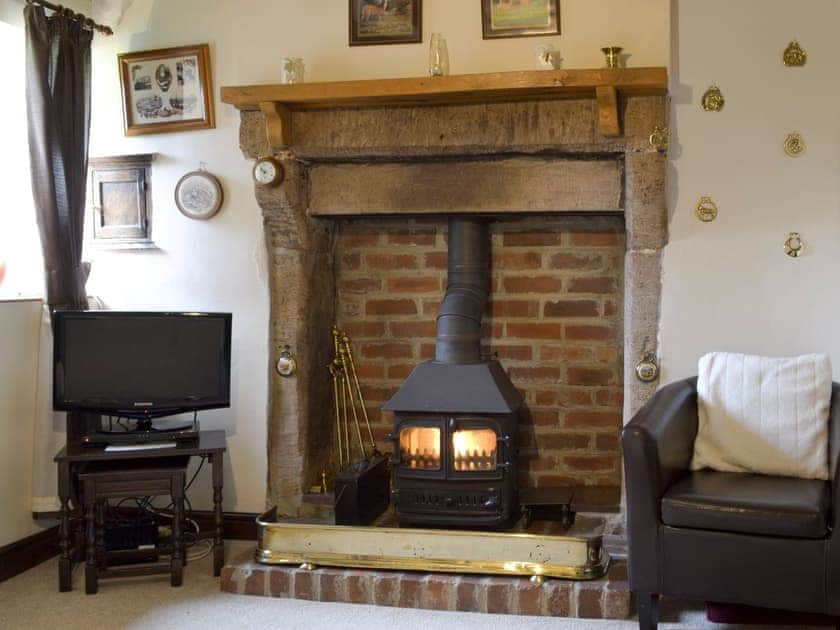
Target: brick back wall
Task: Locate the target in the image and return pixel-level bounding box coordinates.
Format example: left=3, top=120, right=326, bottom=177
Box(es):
left=335, top=216, right=625, bottom=488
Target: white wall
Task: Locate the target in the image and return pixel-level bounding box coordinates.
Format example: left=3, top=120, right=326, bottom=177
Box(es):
left=660, top=0, right=840, bottom=383
left=0, top=300, right=44, bottom=546
left=87, top=0, right=668, bottom=513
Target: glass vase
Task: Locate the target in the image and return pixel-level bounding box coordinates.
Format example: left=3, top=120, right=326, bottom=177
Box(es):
left=429, top=33, right=449, bottom=77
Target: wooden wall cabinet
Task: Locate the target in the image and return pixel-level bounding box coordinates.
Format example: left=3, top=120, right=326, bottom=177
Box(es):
left=89, top=154, right=156, bottom=249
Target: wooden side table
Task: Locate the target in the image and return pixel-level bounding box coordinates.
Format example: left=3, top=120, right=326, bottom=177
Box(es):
left=78, top=458, right=189, bottom=594
left=55, top=430, right=227, bottom=592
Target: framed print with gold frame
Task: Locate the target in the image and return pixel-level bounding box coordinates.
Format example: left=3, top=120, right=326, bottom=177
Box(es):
left=118, top=44, right=215, bottom=136
left=349, top=0, right=422, bottom=46
left=481, top=0, right=560, bottom=40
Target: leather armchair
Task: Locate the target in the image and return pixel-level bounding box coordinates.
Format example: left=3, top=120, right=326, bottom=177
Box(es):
left=622, top=377, right=840, bottom=629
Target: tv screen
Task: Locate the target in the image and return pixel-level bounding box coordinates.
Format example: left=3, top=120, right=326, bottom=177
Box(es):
left=53, top=311, right=232, bottom=416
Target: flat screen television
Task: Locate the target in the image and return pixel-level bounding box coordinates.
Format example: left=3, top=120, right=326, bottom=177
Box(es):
left=53, top=311, right=232, bottom=419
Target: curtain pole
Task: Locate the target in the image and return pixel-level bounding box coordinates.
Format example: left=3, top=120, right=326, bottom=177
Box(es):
left=25, top=0, right=114, bottom=36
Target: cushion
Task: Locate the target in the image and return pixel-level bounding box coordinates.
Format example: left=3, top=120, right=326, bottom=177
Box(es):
left=691, top=352, right=831, bottom=480
left=661, top=470, right=830, bottom=539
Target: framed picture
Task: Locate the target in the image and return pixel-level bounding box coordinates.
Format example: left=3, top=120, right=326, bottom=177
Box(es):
left=481, top=0, right=560, bottom=40
left=118, top=44, right=215, bottom=136
left=349, top=0, right=422, bottom=46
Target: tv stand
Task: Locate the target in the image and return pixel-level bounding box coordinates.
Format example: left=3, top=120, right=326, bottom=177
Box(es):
left=82, top=416, right=200, bottom=446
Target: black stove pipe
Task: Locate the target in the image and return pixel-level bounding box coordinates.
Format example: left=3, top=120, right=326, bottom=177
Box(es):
left=435, top=217, right=490, bottom=364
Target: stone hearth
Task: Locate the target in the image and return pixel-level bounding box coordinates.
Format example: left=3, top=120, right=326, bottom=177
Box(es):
left=221, top=546, right=630, bottom=620
left=234, top=94, right=667, bottom=515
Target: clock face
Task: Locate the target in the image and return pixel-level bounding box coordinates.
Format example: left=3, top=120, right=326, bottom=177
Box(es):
left=254, top=158, right=283, bottom=186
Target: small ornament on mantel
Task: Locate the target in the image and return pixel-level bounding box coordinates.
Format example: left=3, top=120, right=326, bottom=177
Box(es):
left=601, top=46, right=623, bottom=69
left=783, top=40, right=807, bottom=67
left=783, top=132, right=806, bottom=158
left=535, top=44, right=561, bottom=70
left=429, top=33, right=450, bottom=76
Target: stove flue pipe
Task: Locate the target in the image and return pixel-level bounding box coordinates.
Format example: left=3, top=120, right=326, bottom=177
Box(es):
left=434, top=217, right=490, bottom=364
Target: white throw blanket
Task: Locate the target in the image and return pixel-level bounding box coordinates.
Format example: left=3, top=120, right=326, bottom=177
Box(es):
left=691, top=352, right=832, bottom=480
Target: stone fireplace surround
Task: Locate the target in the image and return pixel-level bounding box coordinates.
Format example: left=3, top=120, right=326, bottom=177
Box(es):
left=235, top=93, right=667, bottom=517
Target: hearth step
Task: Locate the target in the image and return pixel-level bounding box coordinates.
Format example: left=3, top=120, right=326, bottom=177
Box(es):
left=255, top=506, right=609, bottom=581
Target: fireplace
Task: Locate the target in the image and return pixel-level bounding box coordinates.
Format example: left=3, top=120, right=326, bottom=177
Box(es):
left=384, top=217, right=523, bottom=528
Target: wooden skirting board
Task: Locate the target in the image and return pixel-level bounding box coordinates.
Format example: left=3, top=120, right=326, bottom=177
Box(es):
left=4, top=512, right=259, bottom=583
left=221, top=67, right=668, bottom=145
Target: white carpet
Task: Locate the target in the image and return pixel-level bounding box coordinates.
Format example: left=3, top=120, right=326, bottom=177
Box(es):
left=0, top=541, right=818, bottom=630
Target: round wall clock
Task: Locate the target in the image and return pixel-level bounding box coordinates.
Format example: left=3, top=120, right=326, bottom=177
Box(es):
left=253, top=156, right=285, bottom=187
left=174, top=170, right=224, bottom=220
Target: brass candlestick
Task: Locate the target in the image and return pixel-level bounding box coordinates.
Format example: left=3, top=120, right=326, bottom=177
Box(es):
left=601, top=47, right=623, bottom=69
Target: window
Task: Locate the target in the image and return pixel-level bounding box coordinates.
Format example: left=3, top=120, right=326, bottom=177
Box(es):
left=0, top=18, right=44, bottom=298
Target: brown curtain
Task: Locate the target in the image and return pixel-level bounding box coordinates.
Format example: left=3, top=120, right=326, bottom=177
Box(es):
left=24, top=3, right=92, bottom=310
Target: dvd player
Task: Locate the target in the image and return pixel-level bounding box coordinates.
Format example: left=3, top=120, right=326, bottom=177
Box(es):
left=82, top=419, right=200, bottom=446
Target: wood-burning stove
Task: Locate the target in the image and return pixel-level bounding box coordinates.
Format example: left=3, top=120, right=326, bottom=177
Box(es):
left=384, top=218, right=523, bottom=529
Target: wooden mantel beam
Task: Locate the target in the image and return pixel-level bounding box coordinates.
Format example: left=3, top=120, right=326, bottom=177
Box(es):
left=221, top=67, right=667, bottom=146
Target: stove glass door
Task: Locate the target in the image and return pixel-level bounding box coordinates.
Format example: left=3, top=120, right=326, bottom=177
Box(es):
left=451, top=428, right=497, bottom=472
left=399, top=426, right=441, bottom=470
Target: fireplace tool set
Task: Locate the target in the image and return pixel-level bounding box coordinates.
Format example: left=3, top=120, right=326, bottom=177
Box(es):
left=328, top=326, right=390, bottom=525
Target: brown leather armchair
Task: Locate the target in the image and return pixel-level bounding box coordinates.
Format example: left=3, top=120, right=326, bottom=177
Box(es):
left=622, top=377, right=840, bottom=629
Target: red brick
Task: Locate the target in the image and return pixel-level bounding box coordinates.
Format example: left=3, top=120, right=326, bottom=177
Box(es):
left=597, top=347, right=619, bottom=363
left=577, top=584, right=605, bottom=618
left=544, top=300, right=600, bottom=318
left=548, top=252, right=603, bottom=270
left=507, top=322, right=563, bottom=340
left=366, top=299, right=417, bottom=316
left=354, top=363, right=385, bottom=379
left=570, top=232, right=624, bottom=246
left=269, top=568, right=291, bottom=597
left=567, top=276, right=618, bottom=294
left=596, top=434, right=620, bottom=451
left=540, top=346, right=592, bottom=362
left=517, top=581, right=544, bottom=616
left=388, top=231, right=437, bottom=246
left=422, top=299, right=441, bottom=315
left=346, top=571, right=373, bottom=604
left=503, top=276, right=563, bottom=294
left=508, top=366, right=562, bottom=382
left=541, top=433, right=590, bottom=450
left=293, top=570, right=315, bottom=600
left=341, top=321, right=386, bottom=338
left=387, top=364, right=415, bottom=379
left=528, top=409, right=560, bottom=425
left=535, top=390, right=557, bottom=405
left=545, top=582, right=573, bottom=616
left=595, top=389, right=623, bottom=406
left=360, top=385, right=399, bottom=402
left=424, top=251, right=448, bottom=269
left=605, top=589, right=631, bottom=619
left=502, top=232, right=562, bottom=247
left=565, top=455, right=616, bottom=471
left=220, top=566, right=239, bottom=593
left=565, top=411, right=621, bottom=429
left=535, top=473, right=578, bottom=487
left=486, top=579, right=512, bottom=614
left=490, top=299, right=539, bottom=318
left=604, top=299, right=620, bottom=316
left=319, top=572, right=342, bottom=602
left=565, top=325, right=612, bottom=341
left=244, top=569, right=265, bottom=595
left=419, top=343, right=436, bottom=359
left=339, top=277, right=382, bottom=293
left=455, top=577, right=481, bottom=612
left=373, top=574, right=399, bottom=607
left=558, top=388, right=594, bottom=406
left=361, top=343, right=413, bottom=359
left=399, top=574, right=424, bottom=607
left=387, top=277, right=441, bottom=293
left=366, top=253, right=418, bottom=270
left=422, top=575, right=454, bottom=610
left=486, top=344, right=533, bottom=361
left=480, top=321, right=504, bottom=339
left=341, top=233, right=380, bottom=248
left=492, top=251, right=542, bottom=270
left=566, top=367, right=615, bottom=386
left=389, top=320, right=437, bottom=337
